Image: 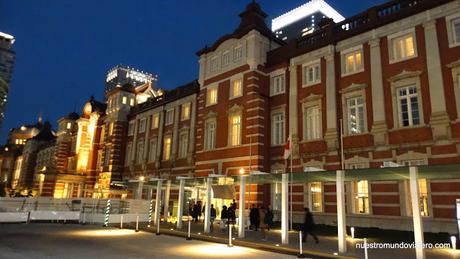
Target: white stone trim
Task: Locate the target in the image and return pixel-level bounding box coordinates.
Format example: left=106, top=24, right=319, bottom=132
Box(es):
left=387, top=27, right=418, bottom=64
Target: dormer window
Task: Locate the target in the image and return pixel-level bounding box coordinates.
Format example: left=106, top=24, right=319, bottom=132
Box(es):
left=122, top=96, right=127, bottom=104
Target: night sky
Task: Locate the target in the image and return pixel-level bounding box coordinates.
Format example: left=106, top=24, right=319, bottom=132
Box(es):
left=0, top=0, right=386, bottom=141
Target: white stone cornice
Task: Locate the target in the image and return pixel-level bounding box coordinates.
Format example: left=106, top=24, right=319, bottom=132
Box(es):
left=205, top=111, right=217, bottom=119
left=447, top=59, right=460, bottom=68
left=387, top=70, right=423, bottom=82
left=301, top=93, right=323, bottom=103
left=228, top=104, right=242, bottom=113
left=339, top=83, right=367, bottom=94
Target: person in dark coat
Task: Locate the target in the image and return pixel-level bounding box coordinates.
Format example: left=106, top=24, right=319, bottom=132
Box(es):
left=249, top=204, right=260, bottom=231
left=264, top=205, right=274, bottom=231
left=210, top=204, right=216, bottom=231
left=302, top=207, right=319, bottom=243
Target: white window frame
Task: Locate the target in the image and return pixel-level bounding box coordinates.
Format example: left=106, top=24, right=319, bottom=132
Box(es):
left=446, top=13, right=460, bottom=48
left=388, top=28, right=418, bottom=64
left=353, top=180, right=370, bottom=214
left=228, top=111, right=242, bottom=147
left=233, top=45, right=243, bottom=61
left=204, top=119, right=216, bottom=150
left=206, top=86, right=218, bottom=106
left=229, top=78, right=243, bottom=99
left=163, top=136, right=172, bottom=161
left=340, top=84, right=367, bottom=136
left=181, top=103, right=191, bottom=121
left=308, top=182, right=323, bottom=213
left=151, top=113, right=159, bottom=129
left=341, top=45, right=364, bottom=76
left=271, top=109, right=285, bottom=146
left=178, top=131, right=189, bottom=159
left=222, top=51, right=230, bottom=67
left=270, top=72, right=285, bottom=96
left=396, top=85, right=421, bottom=128
left=210, top=56, right=218, bottom=72
left=302, top=59, right=321, bottom=87
left=136, top=141, right=144, bottom=164
left=165, top=109, right=174, bottom=126
left=346, top=96, right=366, bottom=135
left=138, top=118, right=146, bottom=133
left=304, top=104, right=322, bottom=140
left=148, top=138, right=157, bottom=163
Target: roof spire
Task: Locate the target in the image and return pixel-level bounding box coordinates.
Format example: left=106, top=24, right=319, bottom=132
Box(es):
left=38, top=111, right=43, bottom=124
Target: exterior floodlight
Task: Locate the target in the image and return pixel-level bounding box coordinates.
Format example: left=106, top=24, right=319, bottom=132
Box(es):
left=139, top=176, right=145, bottom=181
left=239, top=168, right=245, bottom=175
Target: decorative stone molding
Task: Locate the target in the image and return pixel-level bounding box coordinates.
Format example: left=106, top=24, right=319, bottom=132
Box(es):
left=301, top=93, right=323, bottom=103
left=339, top=83, right=367, bottom=94
left=387, top=70, right=422, bottom=82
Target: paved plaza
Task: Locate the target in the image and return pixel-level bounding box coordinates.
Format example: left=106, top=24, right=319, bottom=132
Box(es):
left=0, top=224, right=288, bottom=259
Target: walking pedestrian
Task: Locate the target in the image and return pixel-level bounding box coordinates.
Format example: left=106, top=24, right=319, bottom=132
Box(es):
left=302, top=207, right=319, bottom=243
left=249, top=204, right=260, bottom=231
left=210, top=204, right=216, bottom=232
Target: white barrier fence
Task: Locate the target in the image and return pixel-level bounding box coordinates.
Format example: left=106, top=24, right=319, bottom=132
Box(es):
left=0, top=197, right=150, bottom=224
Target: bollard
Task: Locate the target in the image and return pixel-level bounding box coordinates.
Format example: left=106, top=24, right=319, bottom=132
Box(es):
left=364, top=238, right=369, bottom=259
left=297, top=231, right=306, bottom=258
left=104, top=199, right=111, bottom=227
left=351, top=227, right=355, bottom=239
left=120, top=215, right=124, bottom=229
left=135, top=215, right=139, bottom=232
left=452, top=236, right=457, bottom=250
left=186, top=219, right=192, bottom=240
left=228, top=224, right=233, bottom=247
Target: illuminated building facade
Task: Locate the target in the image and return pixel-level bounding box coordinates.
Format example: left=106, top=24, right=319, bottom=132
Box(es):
left=105, top=65, right=158, bottom=94
left=0, top=32, right=15, bottom=130
left=1, top=0, right=460, bottom=234
left=272, top=0, right=344, bottom=40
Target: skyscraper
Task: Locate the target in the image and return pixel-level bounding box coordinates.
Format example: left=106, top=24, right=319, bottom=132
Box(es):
left=0, top=32, right=16, bottom=130
left=271, top=0, right=344, bottom=41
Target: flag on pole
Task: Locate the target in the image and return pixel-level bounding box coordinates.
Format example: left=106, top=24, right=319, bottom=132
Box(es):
left=284, top=136, right=291, bottom=160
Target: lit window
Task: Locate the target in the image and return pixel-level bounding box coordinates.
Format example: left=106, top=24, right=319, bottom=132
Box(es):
left=304, top=106, right=321, bottom=140
left=205, top=120, right=216, bottom=150
left=128, top=121, right=135, bottom=136
left=138, top=118, right=146, bottom=133
left=303, top=62, right=321, bottom=86
left=130, top=98, right=135, bottom=106
left=66, top=122, right=72, bottom=130
left=222, top=51, right=230, bottom=67
left=347, top=97, right=365, bottom=134
left=230, top=79, right=242, bottom=98
left=229, top=114, right=241, bottom=146
left=233, top=46, right=243, bottom=61
left=418, top=178, right=430, bottom=216
left=136, top=141, right=144, bottom=164
left=354, top=180, right=369, bottom=214
left=122, top=96, right=127, bottom=104
left=181, top=103, right=191, bottom=121
left=151, top=113, right=159, bottom=129
left=165, top=109, right=174, bottom=125
left=207, top=87, right=218, bottom=105
left=397, top=85, right=420, bottom=127
left=148, top=138, right=157, bottom=162
left=270, top=74, right=285, bottom=96
left=271, top=112, right=284, bottom=145
left=343, top=49, right=363, bottom=75
left=163, top=136, right=172, bottom=160
left=392, top=33, right=416, bottom=61
left=178, top=132, right=188, bottom=158
left=310, top=182, right=322, bottom=212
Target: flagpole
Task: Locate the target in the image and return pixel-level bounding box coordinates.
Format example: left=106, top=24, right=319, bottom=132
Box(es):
left=289, top=134, right=293, bottom=231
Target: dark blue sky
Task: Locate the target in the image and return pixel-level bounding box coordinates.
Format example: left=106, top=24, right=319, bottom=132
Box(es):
left=0, top=0, right=386, bottom=141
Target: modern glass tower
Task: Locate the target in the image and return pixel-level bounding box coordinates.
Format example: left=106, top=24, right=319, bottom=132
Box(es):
left=0, top=32, right=16, bottom=130
left=272, top=0, right=345, bottom=41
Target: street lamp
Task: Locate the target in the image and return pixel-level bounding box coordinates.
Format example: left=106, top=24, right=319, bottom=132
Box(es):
left=239, top=168, right=245, bottom=175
